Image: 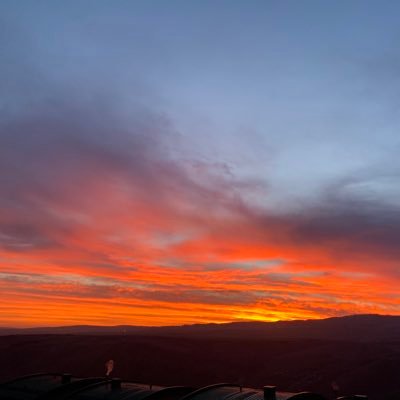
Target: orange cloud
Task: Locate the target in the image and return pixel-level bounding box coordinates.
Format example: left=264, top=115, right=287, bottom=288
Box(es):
left=0, top=98, right=399, bottom=327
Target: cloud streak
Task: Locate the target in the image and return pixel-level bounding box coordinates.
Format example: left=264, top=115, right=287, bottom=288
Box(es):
left=1, top=2, right=400, bottom=327
left=1, top=89, right=400, bottom=326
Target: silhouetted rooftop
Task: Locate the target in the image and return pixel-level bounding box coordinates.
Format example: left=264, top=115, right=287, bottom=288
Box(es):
left=0, top=373, right=365, bottom=400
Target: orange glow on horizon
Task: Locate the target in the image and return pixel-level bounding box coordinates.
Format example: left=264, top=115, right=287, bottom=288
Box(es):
left=1, top=149, right=399, bottom=328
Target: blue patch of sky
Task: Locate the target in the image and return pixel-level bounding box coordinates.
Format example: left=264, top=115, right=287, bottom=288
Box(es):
left=2, top=0, right=400, bottom=210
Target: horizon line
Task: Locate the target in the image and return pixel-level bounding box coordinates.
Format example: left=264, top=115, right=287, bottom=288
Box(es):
left=1, top=313, right=398, bottom=330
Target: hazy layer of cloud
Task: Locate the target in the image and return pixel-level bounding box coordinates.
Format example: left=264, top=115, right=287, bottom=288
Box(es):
left=1, top=0, right=400, bottom=326
left=1, top=79, right=399, bottom=325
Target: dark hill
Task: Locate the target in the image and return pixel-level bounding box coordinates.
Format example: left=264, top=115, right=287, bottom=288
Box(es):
left=1, top=314, right=399, bottom=342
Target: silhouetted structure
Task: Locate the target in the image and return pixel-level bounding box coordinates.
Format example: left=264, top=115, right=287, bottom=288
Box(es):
left=0, top=373, right=366, bottom=400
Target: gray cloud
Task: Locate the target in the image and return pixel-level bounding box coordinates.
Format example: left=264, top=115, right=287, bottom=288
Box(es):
left=1, top=1, right=400, bottom=297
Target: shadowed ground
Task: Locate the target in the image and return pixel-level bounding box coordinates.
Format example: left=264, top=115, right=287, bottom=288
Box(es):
left=0, top=334, right=399, bottom=400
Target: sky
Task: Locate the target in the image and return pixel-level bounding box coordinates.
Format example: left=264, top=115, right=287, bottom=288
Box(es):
left=0, top=0, right=399, bottom=327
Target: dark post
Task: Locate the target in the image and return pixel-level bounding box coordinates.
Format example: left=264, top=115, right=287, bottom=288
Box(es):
left=263, top=386, right=276, bottom=400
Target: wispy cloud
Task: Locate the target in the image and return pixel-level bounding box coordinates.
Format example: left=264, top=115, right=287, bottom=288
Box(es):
left=1, top=1, right=400, bottom=327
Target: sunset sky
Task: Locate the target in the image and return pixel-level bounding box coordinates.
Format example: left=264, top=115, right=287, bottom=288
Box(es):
left=1, top=1, right=399, bottom=327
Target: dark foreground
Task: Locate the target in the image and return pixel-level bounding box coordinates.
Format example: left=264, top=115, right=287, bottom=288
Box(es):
left=0, top=334, right=399, bottom=400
